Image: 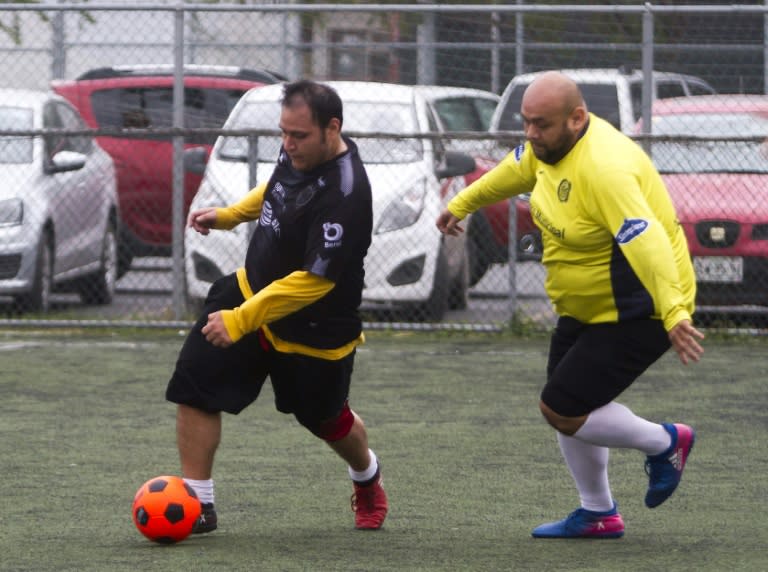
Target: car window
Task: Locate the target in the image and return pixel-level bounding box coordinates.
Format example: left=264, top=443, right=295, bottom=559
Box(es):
left=656, top=82, right=686, bottom=100
left=432, top=97, right=496, bottom=131
left=686, top=80, right=716, bottom=96
left=474, top=98, right=498, bottom=130
left=55, top=102, right=93, bottom=154
left=219, top=100, right=423, bottom=165
left=650, top=112, right=768, bottom=173
left=0, top=105, right=33, bottom=164
left=496, top=85, right=526, bottom=132
left=579, top=84, right=621, bottom=130
left=90, top=87, right=247, bottom=145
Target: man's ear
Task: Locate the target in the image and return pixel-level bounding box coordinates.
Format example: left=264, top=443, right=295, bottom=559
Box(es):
left=570, top=106, right=589, bottom=131
left=327, top=117, right=342, bottom=136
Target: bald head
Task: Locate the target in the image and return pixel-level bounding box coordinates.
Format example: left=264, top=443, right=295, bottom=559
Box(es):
left=523, top=71, right=586, bottom=118
left=520, top=71, right=589, bottom=164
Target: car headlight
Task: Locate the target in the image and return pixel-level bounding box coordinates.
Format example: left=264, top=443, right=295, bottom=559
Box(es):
left=0, top=198, right=23, bottom=227
left=375, top=180, right=427, bottom=234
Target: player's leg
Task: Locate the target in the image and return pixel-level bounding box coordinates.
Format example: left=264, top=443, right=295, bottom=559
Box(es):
left=547, top=319, right=695, bottom=508
left=166, top=274, right=270, bottom=533
left=271, top=350, right=388, bottom=530
left=533, top=320, right=624, bottom=538
left=534, top=318, right=695, bottom=538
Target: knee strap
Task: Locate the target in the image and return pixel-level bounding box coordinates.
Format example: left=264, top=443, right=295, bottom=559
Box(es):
left=307, top=401, right=354, bottom=442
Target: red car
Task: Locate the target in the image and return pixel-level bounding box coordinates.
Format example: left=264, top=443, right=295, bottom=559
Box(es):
left=643, top=95, right=768, bottom=306
left=464, top=153, right=541, bottom=286
left=51, top=65, right=284, bottom=272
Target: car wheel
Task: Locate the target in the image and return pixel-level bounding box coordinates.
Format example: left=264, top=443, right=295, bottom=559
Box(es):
left=78, top=224, right=117, bottom=305
left=467, top=210, right=494, bottom=287
left=415, top=248, right=449, bottom=322
left=448, top=249, right=469, bottom=310
left=117, top=238, right=134, bottom=278
left=15, top=230, right=53, bottom=313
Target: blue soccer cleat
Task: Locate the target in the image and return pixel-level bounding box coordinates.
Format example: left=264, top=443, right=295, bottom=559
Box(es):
left=645, top=422, right=695, bottom=508
left=531, top=503, right=625, bottom=539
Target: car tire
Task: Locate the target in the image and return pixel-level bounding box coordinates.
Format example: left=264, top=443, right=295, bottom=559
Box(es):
left=78, top=223, right=117, bottom=305
left=117, top=239, right=134, bottom=278
left=467, top=210, right=494, bottom=287
left=15, top=230, right=54, bottom=313
left=448, top=249, right=469, bottom=310
left=416, top=247, right=449, bottom=322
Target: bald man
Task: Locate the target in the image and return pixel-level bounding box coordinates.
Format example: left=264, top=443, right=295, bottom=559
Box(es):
left=436, top=71, right=704, bottom=539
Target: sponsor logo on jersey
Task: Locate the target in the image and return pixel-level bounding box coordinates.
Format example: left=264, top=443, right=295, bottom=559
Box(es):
left=616, top=218, right=649, bottom=244
left=513, top=144, right=525, bottom=162
left=531, top=203, right=565, bottom=240
left=323, top=222, right=344, bottom=248
left=259, top=200, right=280, bottom=235
left=272, top=182, right=286, bottom=205
left=557, top=179, right=571, bottom=202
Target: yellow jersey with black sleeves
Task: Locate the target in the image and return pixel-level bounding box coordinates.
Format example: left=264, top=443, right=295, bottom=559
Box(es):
left=448, top=114, right=696, bottom=331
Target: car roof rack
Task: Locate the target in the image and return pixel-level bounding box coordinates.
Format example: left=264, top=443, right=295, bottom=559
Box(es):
left=76, top=64, right=287, bottom=84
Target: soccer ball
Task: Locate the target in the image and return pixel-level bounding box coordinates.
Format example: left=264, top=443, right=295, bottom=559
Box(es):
left=132, top=475, right=201, bottom=544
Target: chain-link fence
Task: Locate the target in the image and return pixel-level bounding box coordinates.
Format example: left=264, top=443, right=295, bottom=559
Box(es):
left=1, top=2, right=768, bottom=332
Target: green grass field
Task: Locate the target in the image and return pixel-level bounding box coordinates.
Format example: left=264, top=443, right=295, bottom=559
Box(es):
left=1, top=328, right=766, bottom=572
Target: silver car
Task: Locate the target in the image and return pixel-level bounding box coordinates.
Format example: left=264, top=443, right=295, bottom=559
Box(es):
left=0, top=89, right=120, bottom=312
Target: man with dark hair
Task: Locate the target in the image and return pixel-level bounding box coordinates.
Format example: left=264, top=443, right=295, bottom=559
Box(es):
left=166, top=79, right=387, bottom=532
left=437, top=71, right=704, bottom=539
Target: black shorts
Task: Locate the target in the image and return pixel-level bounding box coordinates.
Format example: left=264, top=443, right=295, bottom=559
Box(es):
left=540, top=316, right=671, bottom=417
left=165, top=274, right=354, bottom=423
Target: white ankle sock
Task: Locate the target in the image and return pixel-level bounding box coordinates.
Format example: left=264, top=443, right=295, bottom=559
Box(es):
left=574, top=402, right=672, bottom=456
left=557, top=432, right=614, bottom=512
left=348, top=449, right=378, bottom=483
left=184, top=478, right=215, bottom=505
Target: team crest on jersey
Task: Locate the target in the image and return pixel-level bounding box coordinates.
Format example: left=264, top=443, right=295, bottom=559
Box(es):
left=297, top=185, right=317, bottom=207
left=323, top=222, right=344, bottom=248
left=513, top=144, right=525, bottom=162
left=616, top=218, right=649, bottom=244
left=557, top=179, right=572, bottom=202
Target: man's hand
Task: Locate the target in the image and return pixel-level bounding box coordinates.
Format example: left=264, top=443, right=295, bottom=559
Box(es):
left=188, top=207, right=218, bottom=235
left=435, top=209, right=464, bottom=236
left=668, top=319, right=705, bottom=365
left=201, top=311, right=233, bottom=348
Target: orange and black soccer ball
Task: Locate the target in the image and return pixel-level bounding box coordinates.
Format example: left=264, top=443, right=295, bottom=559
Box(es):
left=132, top=475, right=201, bottom=544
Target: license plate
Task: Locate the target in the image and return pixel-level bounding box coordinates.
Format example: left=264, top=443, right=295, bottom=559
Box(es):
left=693, top=256, right=743, bottom=283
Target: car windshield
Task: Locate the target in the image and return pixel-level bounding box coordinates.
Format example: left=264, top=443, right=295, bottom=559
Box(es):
left=0, top=106, right=34, bottom=164
left=650, top=113, right=768, bottom=173
left=218, top=100, right=422, bottom=164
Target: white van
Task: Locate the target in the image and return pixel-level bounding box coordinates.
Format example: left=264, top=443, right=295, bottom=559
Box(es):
left=491, top=67, right=716, bottom=134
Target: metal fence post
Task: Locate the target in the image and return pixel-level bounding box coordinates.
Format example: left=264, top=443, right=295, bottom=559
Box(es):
left=172, top=4, right=186, bottom=319
left=640, top=3, right=654, bottom=152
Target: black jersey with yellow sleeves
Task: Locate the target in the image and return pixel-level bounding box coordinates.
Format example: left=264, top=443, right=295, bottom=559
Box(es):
left=217, top=136, right=372, bottom=356
left=448, top=114, right=696, bottom=331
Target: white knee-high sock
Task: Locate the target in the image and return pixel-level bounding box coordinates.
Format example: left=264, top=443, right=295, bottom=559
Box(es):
left=557, top=432, right=614, bottom=512
left=574, top=402, right=671, bottom=455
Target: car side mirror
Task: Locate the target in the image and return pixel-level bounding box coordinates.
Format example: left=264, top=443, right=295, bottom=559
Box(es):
left=184, top=146, right=209, bottom=174
left=435, top=151, right=476, bottom=179
left=45, top=150, right=86, bottom=174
